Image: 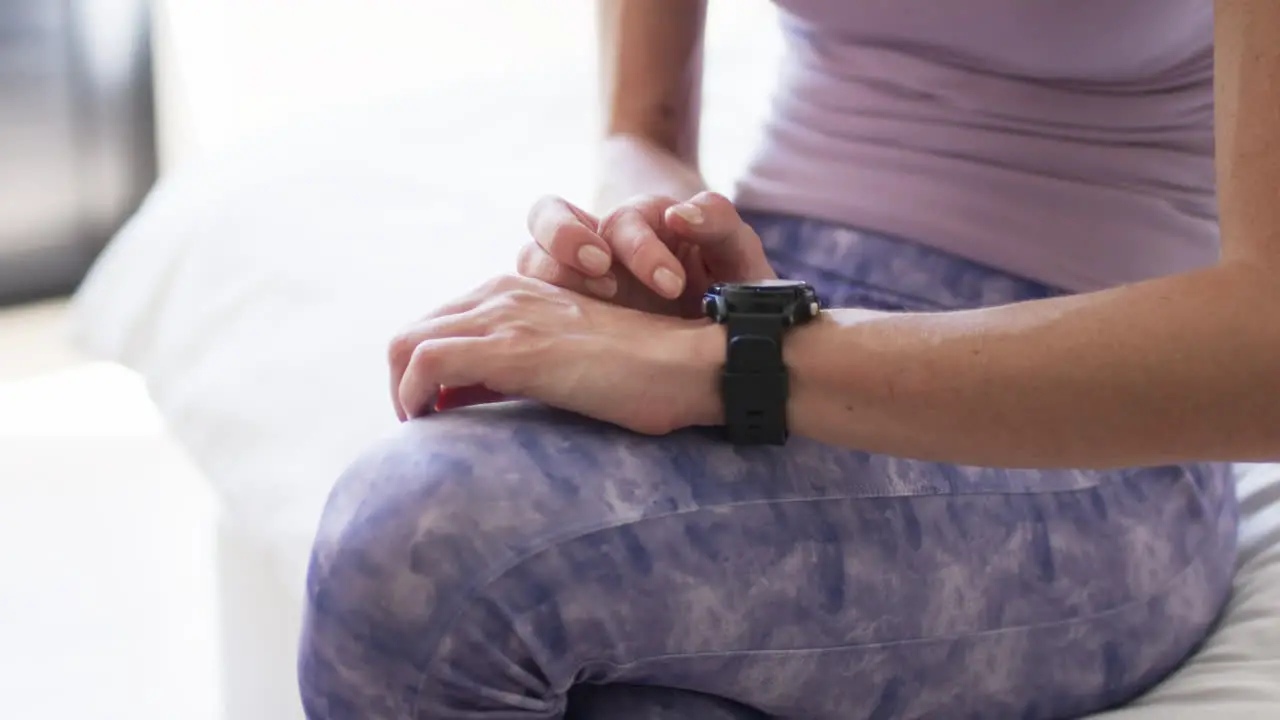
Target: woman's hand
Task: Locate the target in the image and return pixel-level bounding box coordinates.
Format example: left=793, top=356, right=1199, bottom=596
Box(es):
left=517, top=191, right=776, bottom=318
left=387, top=274, right=720, bottom=434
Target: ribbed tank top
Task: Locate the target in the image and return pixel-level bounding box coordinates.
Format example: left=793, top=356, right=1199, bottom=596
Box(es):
left=734, top=0, right=1217, bottom=291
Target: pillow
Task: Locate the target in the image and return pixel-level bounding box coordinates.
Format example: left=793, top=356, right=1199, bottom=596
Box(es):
left=72, top=78, right=604, bottom=584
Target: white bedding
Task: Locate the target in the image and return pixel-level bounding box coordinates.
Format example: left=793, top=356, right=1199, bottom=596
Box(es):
left=72, top=76, right=1280, bottom=720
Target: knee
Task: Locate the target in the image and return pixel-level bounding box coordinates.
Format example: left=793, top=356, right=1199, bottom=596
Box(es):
left=305, top=407, right=609, bottom=592
left=298, top=406, right=614, bottom=682
left=298, top=406, right=651, bottom=716
left=304, top=418, right=519, bottom=617
left=298, top=418, right=516, bottom=716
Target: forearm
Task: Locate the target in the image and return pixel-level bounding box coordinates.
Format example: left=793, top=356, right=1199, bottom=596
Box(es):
left=778, top=262, right=1280, bottom=468
left=594, top=0, right=708, bottom=211
left=673, top=0, right=1280, bottom=468
left=596, top=0, right=705, bottom=161
left=772, top=1, right=1280, bottom=467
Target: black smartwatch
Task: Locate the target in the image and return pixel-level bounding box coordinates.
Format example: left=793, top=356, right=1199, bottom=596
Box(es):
left=701, top=279, right=821, bottom=445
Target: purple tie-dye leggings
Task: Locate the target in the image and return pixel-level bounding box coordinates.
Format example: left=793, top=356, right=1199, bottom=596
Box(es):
left=298, top=213, right=1237, bottom=719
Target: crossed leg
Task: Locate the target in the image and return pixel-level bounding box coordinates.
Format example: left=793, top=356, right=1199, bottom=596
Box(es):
left=298, top=403, right=1233, bottom=719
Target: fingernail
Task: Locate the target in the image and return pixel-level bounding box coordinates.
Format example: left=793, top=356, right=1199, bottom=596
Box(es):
left=653, top=267, right=684, bottom=297
left=584, top=274, right=617, bottom=298
left=577, top=245, right=611, bottom=275
left=671, top=203, right=704, bottom=226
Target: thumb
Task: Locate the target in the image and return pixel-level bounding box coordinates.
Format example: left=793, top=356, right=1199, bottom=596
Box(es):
left=663, top=191, right=775, bottom=281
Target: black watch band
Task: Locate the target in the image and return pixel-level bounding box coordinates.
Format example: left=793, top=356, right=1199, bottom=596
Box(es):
left=722, top=314, right=789, bottom=444
left=703, top=280, right=820, bottom=446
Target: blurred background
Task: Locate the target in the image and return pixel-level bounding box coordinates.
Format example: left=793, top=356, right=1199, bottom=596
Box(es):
left=0, top=1, right=781, bottom=718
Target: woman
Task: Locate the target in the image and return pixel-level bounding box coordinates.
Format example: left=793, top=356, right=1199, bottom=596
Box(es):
left=298, top=1, right=1277, bottom=718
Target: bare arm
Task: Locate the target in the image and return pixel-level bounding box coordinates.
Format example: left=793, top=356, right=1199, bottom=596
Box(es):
left=593, top=0, right=708, bottom=210
left=689, top=0, right=1280, bottom=468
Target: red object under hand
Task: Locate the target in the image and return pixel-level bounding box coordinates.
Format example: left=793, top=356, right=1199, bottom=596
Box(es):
left=434, top=384, right=509, bottom=411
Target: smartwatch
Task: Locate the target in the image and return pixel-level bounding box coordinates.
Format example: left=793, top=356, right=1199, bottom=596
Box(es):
left=701, top=279, right=821, bottom=445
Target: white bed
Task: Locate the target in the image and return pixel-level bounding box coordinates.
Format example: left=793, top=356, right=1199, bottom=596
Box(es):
left=72, top=25, right=1280, bottom=720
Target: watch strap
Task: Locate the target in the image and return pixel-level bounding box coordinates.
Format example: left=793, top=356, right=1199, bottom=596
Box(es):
left=722, top=315, right=789, bottom=445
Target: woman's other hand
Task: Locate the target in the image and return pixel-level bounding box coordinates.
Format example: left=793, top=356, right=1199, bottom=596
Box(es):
left=387, top=274, right=719, bottom=433
left=516, top=191, right=777, bottom=318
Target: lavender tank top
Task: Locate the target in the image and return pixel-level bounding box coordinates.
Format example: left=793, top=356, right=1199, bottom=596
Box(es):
left=733, top=1, right=1217, bottom=292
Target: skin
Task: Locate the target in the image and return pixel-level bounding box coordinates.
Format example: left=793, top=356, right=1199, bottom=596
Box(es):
left=391, top=0, right=1280, bottom=470
left=594, top=0, right=708, bottom=215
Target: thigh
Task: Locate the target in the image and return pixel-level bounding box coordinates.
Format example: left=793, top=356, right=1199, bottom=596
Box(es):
left=300, top=402, right=1234, bottom=719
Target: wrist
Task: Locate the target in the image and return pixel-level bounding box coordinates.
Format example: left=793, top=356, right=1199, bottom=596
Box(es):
left=782, top=308, right=895, bottom=444
left=675, top=319, right=726, bottom=429
left=677, top=304, right=863, bottom=437
left=594, top=134, right=707, bottom=213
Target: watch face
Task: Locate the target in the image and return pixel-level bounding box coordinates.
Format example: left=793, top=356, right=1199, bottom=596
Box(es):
left=704, top=279, right=820, bottom=323
left=733, top=279, right=809, bottom=290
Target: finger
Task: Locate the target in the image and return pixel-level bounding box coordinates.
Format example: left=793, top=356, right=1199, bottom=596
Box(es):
left=387, top=301, right=502, bottom=420
left=598, top=204, right=686, bottom=299
left=516, top=242, right=617, bottom=299
left=681, top=243, right=714, bottom=295
left=662, top=191, right=744, bottom=242
left=399, top=336, right=494, bottom=419
left=391, top=377, right=407, bottom=422
left=663, top=191, right=774, bottom=281
left=387, top=334, right=473, bottom=421
left=394, top=306, right=497, bottom=419
left=527, top=195, right=612, bottom=277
